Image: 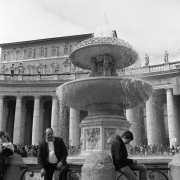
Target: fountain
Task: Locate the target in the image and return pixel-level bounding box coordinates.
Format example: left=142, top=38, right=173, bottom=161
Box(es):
left=56, top=16, right=153, bottom=155
left=56, top=39, right=153, bottom=155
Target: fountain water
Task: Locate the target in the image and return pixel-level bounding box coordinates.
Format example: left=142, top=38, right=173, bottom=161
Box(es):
left=56, top=31, right=152, bottom=156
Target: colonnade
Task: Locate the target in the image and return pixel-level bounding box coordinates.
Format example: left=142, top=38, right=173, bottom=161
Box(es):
left=0, top=88, right=179, bottom=148
left=127, top=89, right=180, bottom=147
left=0, top=95, right=59, bottom=145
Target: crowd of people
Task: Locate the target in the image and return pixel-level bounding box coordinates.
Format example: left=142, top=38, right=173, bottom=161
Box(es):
left=11, top=143, right=180, bottom=158
left=129, top=144, right=180, bottom=156
left=13, top=144, right=80, bottom=157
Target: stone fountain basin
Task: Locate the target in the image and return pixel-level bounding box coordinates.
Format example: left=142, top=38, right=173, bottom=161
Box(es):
left=69, top=37, right=139, bottom=70
left=56, top=77, right=153, bottom=111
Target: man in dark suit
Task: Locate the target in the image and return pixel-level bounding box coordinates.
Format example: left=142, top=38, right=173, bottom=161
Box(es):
left=37, top=128, right=68, bottom=180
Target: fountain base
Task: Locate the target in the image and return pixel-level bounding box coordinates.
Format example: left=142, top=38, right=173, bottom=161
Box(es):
left=79, top=115, right=131, bottom=155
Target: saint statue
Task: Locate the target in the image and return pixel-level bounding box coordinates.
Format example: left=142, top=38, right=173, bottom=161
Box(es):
left=145, top=54, right=149, bottom=66
left=164, top=51, right=169, bottom=63
left=1, top=65, right=6, bottom=74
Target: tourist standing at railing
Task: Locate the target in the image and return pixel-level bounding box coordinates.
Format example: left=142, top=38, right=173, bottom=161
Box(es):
left=19, top=146, right=28, bottom=158
left=171, top=145, right=175, bottom=156
left=111, top=131, right=147, bottom=180
left=37, top=128, right=68, bottom=180
left=0, top=131, right=14, bottom=180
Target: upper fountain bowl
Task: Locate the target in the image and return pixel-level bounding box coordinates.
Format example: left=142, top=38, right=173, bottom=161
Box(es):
left=69, top=37, right=139, bottom=70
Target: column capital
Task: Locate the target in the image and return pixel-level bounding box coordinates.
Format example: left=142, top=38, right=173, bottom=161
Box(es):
left=34, top=95, right=41, bottom=99
left=52, top=96, right=58, bottom=100
left=165, top=88, right=173, bottom=92
left=0, top=96, right=4, bottom=99
left=16, top=96, right=23, bottom=100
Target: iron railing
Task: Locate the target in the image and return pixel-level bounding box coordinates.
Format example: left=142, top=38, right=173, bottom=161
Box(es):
left=23, top=163, right=170, bottom=180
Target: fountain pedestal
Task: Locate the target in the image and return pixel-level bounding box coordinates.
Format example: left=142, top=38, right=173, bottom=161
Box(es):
left=80, top=115, right=131, bottom=155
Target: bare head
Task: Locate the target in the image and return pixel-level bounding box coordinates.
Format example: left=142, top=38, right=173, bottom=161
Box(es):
left=45, top=128, right=54, bottom=142
left=121, top=131, right=133, bottom=145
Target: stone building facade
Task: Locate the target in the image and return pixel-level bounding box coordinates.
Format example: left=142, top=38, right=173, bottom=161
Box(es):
left=0, top=33, right=180, bottom=149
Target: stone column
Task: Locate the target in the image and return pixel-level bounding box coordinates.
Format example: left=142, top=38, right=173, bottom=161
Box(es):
left=0, top=96, right=4, bottom=130
left=146, top=93, right=166, bottom=146
left=126, top=105, right=146, bottom=146
left=24, top=102, right=33, bottom=145
left=2, top=99, right=8, bottom=131
left=20, top=101, right=27, bottom=144
left=166, top=89, right=180, bottom=147
left=51, top=96, right=58, bottom=136
left=39, top=99, right=45, bottom=142
left=6, top=101, right=16, bottom=141
left=43, top=101, right=51, bottom=131
left=69, top=108, right=80, bottom=146
left=32, top=96, right=40, bottom=145
left=13, top=96, right=23, bottom=144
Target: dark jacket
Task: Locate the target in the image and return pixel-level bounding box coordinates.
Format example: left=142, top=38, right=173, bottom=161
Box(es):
left=20, top=150, right=28, bottom=157
left=111, top=135, right=133, bottom=170
left=37, top=137, right=68, bottom=169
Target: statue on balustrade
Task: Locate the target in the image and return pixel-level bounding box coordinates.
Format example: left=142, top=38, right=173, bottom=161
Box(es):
left=1, top=65, right=6, bottom=74
left=54, top=63, right=59, bottom=74
left=145, top=54, right=149, bottom=66
left=164, top=51, right=169, bottom=63
left=27, top=64, right=35, bottom=74
left=70, top=63, right=76, bottom=73
left=35, top=63, right=41, bottom=75
left=18, top=63, right=25, bottom=74
left=9, top=64, right=15, bottom=75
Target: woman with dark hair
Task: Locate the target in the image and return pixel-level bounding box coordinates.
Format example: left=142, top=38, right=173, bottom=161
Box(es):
left=2, top=133, right=14, bottom=155
left=0, top=131, right=14, bottom=180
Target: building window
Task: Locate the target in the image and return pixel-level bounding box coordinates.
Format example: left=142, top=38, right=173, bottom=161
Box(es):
left=64, top=43, right=72, bottom=55
left=19, top=49, right=25, bottom=59
left=51, top=47, right=57, bottom=56
left=40, top=47, right=47, bottom=58
left=3, top=51, right=8, bottom=61
left=63, top=58, right=71, bottom=72
left=4, top=54, right=7, bottom=61
left=28, top=48, right=35, bottom=59
left=11, top=50, right=18, bottom=61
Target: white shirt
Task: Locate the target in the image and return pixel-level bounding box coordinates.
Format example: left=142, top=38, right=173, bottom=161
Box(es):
left=3, top=142, right=14, bottom=152
left=47, top=141, right=58, bottom=163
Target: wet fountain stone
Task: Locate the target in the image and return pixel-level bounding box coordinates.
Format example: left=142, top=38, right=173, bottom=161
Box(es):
left=56, top=36, right=153, bottom=155
left=81, top=151, right=116, bottom=180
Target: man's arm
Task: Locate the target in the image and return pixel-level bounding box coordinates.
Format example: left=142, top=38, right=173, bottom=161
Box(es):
left=37, top=142, right=44, bottom=169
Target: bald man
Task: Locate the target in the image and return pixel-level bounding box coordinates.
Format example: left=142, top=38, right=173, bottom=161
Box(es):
left=37, top=128, right=68, bottom=180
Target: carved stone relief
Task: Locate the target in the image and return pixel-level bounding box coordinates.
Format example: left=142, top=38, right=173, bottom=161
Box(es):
left=104, top=128, right=116, bottom=149
left=85, top=128, right=100, bottom=150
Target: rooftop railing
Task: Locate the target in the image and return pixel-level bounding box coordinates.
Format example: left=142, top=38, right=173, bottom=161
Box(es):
left=117, top=61, right=180, bottom=76
left=0, top=60, right=180, bottom=81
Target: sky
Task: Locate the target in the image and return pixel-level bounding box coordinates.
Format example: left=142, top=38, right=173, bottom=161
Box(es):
left=0, top=0, right=180, bottom=66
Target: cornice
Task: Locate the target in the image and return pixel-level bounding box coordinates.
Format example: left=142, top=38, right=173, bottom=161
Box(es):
left=0, top=80, right=66, bottom=87
left=0, top=33, right=93, bottom=47
left=0, top=55, right=69, bottom=64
